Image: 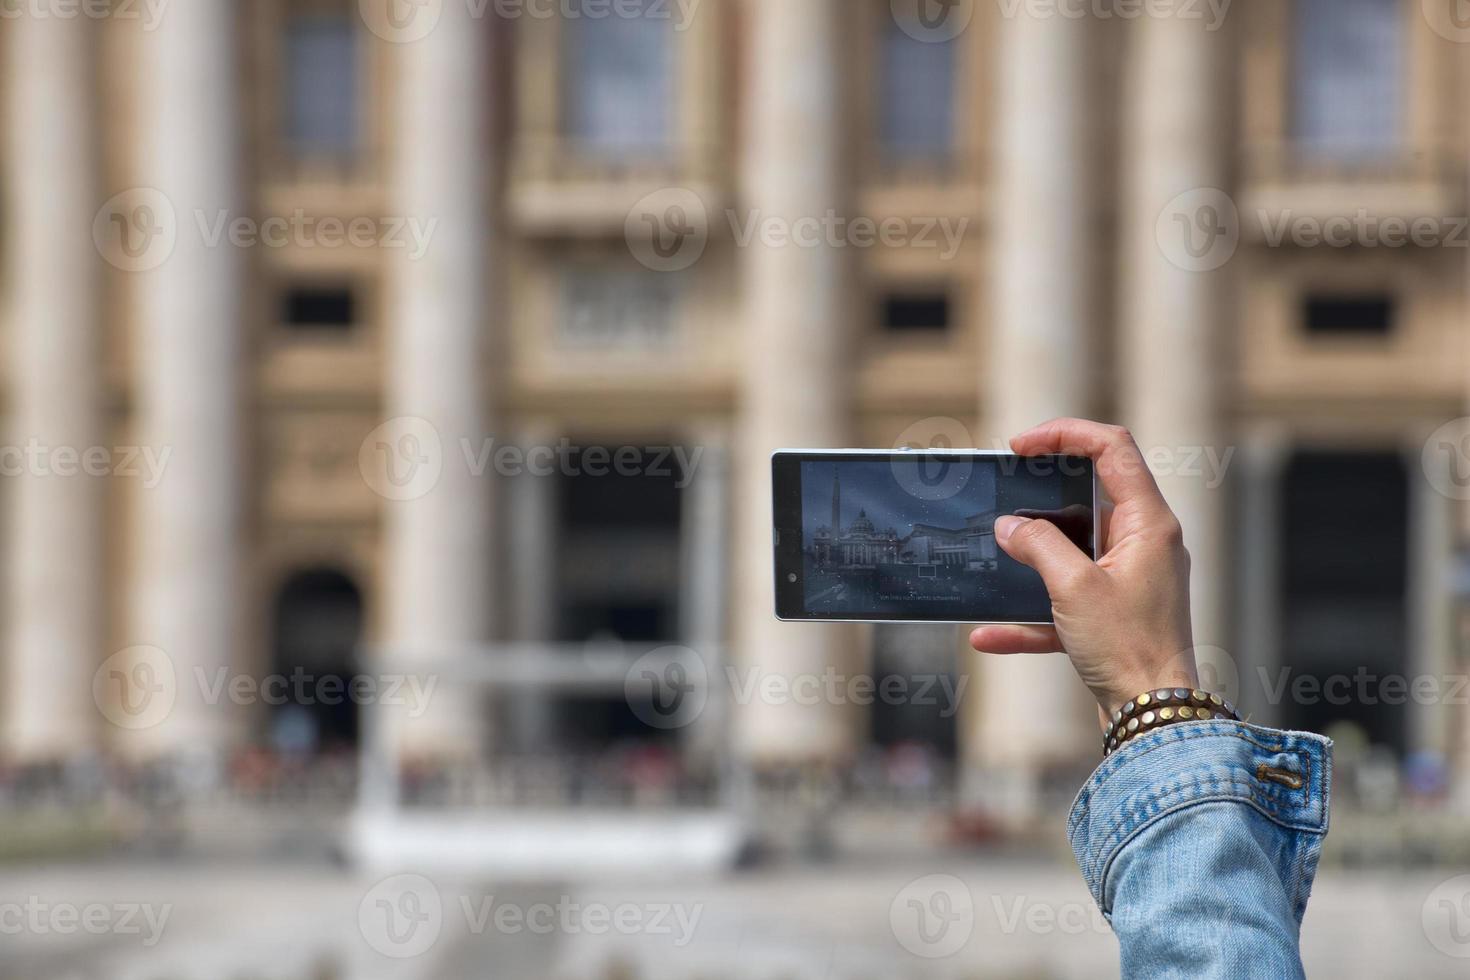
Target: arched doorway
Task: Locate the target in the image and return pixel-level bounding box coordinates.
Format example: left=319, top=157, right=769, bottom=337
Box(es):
left=270, top=567, right=365, bottom=755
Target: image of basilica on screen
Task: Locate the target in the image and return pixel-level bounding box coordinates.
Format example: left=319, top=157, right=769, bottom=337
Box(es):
left=802, top=461, right=1018, bottom=616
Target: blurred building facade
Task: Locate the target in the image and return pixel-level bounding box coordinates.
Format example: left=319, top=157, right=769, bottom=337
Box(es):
left=2, top=0, right=1470, bottom=812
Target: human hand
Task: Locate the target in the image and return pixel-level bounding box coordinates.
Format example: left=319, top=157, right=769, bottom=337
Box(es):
left=969, top=419, right=1198, bottom=729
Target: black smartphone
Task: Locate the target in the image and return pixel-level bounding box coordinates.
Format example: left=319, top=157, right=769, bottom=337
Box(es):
left=772, top=450, right=1097, bottom=624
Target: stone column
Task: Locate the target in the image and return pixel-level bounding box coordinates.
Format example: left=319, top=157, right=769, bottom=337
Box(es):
left=735, top=0, right=856, bottom=764
left=380, top=4, right=494, bottom=759
left=127, top=0, right=245, bottom=757
left=2, top=14, right=103, bottom=760
left=1119, top=16, right=1232, bottom=674
left=972, top=12, right=1099, bottom=780
left=505, top=422, right=557, bottom=753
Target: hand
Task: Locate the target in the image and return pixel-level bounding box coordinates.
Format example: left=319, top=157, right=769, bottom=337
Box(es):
left=969, top=419, right=1199, bottom=729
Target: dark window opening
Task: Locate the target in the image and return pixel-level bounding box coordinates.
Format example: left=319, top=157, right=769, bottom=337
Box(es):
left=1303, top=295, right=1395, bottom=336
left=553, top=444, right=684, bottom=745
left=270, top=568, right=365, bottom=753
left=284, top=15, right=359, bottom=161
left=282, top=284, right=356, bottom=331
left=870, top=625, right=959, bottom=761
left=1279, top=451, right=1408, bottom=754
left=882, top=292, right=951, bottom=333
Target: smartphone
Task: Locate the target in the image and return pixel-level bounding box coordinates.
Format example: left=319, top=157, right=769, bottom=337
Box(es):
left=772, top=450, right=1097, bottom=624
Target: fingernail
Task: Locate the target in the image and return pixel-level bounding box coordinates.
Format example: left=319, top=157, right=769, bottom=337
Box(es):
left=994, top=515, right=1030, bottom=544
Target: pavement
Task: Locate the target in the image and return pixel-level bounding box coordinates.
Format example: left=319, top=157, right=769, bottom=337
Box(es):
left=1, top=858, right=1467, bottom=979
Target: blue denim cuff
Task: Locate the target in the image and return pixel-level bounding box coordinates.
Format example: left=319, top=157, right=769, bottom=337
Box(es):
left=1067, top=720, right=1333, bottom=914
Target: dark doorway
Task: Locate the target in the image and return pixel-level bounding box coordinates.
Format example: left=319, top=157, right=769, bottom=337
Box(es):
left=270, top=567, right=365, bottom=754
left=553, top=444, right=683, bottom=745
left=870, top=625, right=959, bottom=759
left=1279, top=451, right=1409, bottom=753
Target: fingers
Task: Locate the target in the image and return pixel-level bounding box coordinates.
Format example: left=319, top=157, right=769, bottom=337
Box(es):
left=969, top=624, right=1061, bottom=654
left=1013, top=503, right=1095, bottom=556
left=994, top=513, right=1098, bottom=595
left=1008, top=418, right=1169, bottom=517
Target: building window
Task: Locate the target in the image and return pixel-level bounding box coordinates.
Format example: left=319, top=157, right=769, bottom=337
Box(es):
left=554, top=446, right=684, bottom=743
left=878, top=16, right=956, bottom=164
left=282, top=282, right=357, bottom=331
left=1279, top=452, right=1408, bottom=753
left=1302, top=294, right=1395, bottom=336
left=1292, top=0, right=1401, bottom=159
left=881, top=290, right=951, bottom=334
left=283, top=15, right=358, bottom=161
left=562, top=0, right=672, bottom=158
left=560, top=266, right=675, bottom=349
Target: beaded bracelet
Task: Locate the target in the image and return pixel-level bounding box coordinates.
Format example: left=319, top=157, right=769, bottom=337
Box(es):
left=1103, top=687, right=1239, bottom=757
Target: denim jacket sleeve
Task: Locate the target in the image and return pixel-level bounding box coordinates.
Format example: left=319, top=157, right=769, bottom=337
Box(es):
left=1067, top=720, right=1332, bottom=979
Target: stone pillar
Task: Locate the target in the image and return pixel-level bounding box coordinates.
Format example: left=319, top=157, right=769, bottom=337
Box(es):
left=681, top=426, right=730, bottom=764
left=380, top=4, right=494, bottom=758
left=972, top=12, right=1099, bottom=779
left=2, top=14, right=103, bottom=760
left=735, top=0, right=856, bottom=764
left=1119, top=16, right=1232, bottom=671
left=127, top=0, right=245, bottom=757
left=505, top=422, right=557, bottom=753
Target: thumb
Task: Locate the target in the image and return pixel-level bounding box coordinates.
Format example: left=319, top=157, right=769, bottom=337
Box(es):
left=994, top=515, right=1097, bottom=596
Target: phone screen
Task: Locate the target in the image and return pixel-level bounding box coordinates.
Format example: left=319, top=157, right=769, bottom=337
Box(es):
left=772, top=452, right=1095, bottom=623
